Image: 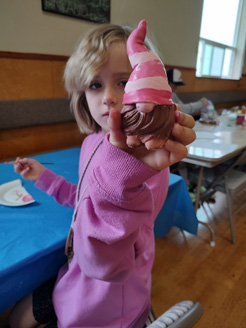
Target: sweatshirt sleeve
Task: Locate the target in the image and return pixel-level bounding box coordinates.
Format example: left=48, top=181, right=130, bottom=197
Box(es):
left=35, top=169, right=77, bottom=208
left=171, top=93, right=203, bottom=115
left=73, top=136, right=164, bottom=282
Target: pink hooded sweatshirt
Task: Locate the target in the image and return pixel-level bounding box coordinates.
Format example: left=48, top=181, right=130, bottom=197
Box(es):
left=35, top=132, right=169, bottom=328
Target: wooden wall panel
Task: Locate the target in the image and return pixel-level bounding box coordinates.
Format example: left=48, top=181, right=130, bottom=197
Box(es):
left=0, top=54, right=68, bottom=101
left=51, top=61, right=68, bottom=98
left=237, top=75, right=246, bottom=90
left=0, top=54, right=245, bottom=101
left=166, top=65, right=246, bottom=93
left=0, top=52, right=245, bottom=161
left=0, top=122, right=85, bottom=161
left=0, top=58, right=53, bottom=100
left=193, top=76, right=244, bottom=92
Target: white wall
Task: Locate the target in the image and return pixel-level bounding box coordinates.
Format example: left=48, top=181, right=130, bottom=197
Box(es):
left=0, top=0, right=203, bottom=68
left=1, top=0, right=245, bottom=72
left=111, top=0, right=203, bottom=68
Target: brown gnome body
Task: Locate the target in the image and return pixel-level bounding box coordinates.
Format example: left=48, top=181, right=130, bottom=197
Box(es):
left=121, top=104, right=175, bottom=150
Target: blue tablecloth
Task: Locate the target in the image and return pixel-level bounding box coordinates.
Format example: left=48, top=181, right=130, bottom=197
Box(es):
left=0, top=148, right=197, bottom=313
left=154, top=173, right=198, bottom=238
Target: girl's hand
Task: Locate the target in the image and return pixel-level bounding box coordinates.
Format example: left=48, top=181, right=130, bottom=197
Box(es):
left=108, top=109, right=129, bottom=151
left=173, top=107, right=196, bottom=146
left=14, top=157, right=45, bottom=181
left=108, top=107, right=196, bottom=171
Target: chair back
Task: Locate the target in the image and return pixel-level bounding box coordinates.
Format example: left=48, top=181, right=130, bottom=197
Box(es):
left=147, top=301, right=204, bottom=328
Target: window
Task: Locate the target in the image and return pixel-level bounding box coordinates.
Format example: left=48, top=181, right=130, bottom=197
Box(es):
left=196, top=0, right=246, bottom=80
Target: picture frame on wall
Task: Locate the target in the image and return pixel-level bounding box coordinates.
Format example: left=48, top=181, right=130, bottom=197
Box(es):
left=41, top=0, right=110, bottom=24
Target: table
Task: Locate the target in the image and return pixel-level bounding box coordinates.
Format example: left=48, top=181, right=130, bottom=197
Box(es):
left=183, top=115, right=246, bottom=209
left=184, top=115, right=246, bottom=167
left=0, top=148, right=197, bottom=314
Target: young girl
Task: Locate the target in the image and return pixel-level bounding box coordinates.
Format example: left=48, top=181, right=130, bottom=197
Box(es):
left=9, top=22, right=195, bottom=328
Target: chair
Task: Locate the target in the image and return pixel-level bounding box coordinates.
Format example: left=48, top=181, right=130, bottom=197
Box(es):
left=147, top=300, right=204, bottom=328
left=188, top=149, right=246, bottom=244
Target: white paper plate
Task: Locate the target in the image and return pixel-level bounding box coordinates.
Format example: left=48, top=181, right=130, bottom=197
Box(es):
left=0, top=179, right=35, bottom=207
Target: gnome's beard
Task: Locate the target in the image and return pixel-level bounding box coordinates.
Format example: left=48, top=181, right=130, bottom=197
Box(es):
left=121, top=104, right=176, bottom=149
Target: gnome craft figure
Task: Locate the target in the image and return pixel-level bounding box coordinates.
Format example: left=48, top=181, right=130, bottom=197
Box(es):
left=121, top=20, right=176, bottom=150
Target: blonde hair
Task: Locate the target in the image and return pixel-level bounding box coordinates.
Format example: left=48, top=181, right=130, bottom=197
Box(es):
left=64, top=23, right=157, bottom=134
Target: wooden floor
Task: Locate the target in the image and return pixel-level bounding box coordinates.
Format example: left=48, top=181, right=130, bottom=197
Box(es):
left=1, top=192, right=245, bottom=327
left=151, top=191, right=246, bottom=327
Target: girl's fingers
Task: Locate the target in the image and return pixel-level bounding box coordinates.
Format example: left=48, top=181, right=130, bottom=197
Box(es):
left=107, top=106, right=195, bottom=169
left=165, top=139, right=188, bottom=162
left=13, top=158, right=45, bottom=181
left=20, top=166, right=31, bottom=178
left=172, top=122, right=196, bottom=146
left=14, top=158, right=30, bottom=173
left=175, top=105, right=195, bottom=129
left=108, top=109, right=127, bottom=149
left=177, top=111, right=195, bottom=129
left=17, top=158, right=32, bottom=165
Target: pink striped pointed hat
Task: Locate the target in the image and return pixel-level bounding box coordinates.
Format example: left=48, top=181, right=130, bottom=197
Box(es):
left=123, top=19, right=173, bottom=108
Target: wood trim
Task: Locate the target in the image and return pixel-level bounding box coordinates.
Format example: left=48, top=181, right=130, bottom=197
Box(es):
left=1, top=52, right=245, bottom=77
left=166, top=65, right=196, bottom=72
left=0, top=51, right=69, bottom=61
left=166, top=64, right=246, bottom=80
